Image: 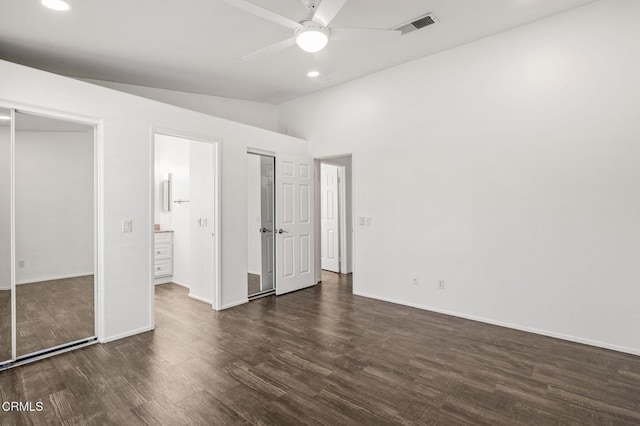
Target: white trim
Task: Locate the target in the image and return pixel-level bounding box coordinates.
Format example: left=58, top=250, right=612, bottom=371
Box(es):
left=99, top=325, right=155, bottom=344
left=247, top=147, right=276, bottom=156
left=15, top=272, right=94, bottom=285
left=2, top=340, right=98, bottom=371
left=354, top=291, right=640, bottom=357
left=154, top=277, right=173, bottom=285
left=220, top=299, right=248, bottom=310
left=171, top=280, right=190, bottom=289
left=188, top=293, right=213, bottom=304
left=10, top=107, right=15, bottom=361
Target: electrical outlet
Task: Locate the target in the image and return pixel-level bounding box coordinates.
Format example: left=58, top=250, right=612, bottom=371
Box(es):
left=411, top=275, right=419, bottom=286
left=18, top=260, right=25, bottom=268
left=438, top=280, right=445, bottom=290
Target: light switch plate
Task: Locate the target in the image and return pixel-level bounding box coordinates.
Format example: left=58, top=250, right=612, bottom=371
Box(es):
left=122, top=219, right=133, bottom=233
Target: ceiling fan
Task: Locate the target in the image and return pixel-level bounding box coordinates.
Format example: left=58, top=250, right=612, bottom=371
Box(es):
left=224, top=0, right=401, bottom=59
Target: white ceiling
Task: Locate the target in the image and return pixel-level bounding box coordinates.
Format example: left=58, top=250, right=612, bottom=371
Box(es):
left=0, top=0, right=598, bottom=104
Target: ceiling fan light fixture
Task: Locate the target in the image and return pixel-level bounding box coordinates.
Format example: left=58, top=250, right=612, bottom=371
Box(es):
left=296, top=25, right=329, bottom=53
left=41, top=0, right=70, bottom=11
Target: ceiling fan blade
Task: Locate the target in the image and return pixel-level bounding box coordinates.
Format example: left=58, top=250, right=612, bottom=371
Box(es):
left=313, top=0, right=348, bottom=27
left=330, top=28, right=401, bottom=43
left=224, top=0, right=302, bottom=30
left=242, top=37, right=297, bottom=60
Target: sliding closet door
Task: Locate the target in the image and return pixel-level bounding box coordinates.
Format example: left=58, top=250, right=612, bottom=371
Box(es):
left=14, top=112, right=96, bottom=357
left=0, top=108, right=11, bottom=364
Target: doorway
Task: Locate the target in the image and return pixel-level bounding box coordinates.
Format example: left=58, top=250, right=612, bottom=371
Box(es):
left=316, top=155, right=353, bottom=282
left=152, top=132, right=219, bottom=315
left=247, top=152, right=276, bottom=299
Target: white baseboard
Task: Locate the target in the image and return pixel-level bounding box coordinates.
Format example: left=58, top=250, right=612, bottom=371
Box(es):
left=219, top=299, right=248, bottom=310
left=188, top=293, right=213, bottom=305
left=16, top=271, right=94, bottom=285
left=154, top=277, right=173, bottom=285
left=99, top=325, right=155, bottom=344
left=354, top=291, right=640, bottom=357
left=171, top=280, right=190, bottom=289
left=0, top=286, right=10, bottom=291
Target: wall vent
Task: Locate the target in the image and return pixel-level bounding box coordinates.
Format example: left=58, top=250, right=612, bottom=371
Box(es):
left=394, top=13, right=438, bottom=35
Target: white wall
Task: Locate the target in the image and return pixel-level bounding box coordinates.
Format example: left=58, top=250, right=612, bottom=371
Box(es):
left=15, top=131, right=94, bottom=284
left=154, top=135, right=190, bottom=286
left=0, top=123, right=9, bottom=290
left=247, top=154, right=262, bottom=275
left=83, top=79, right=279, bottom=132
left=279, top=0, right=640, bottom=354
left=0, top=58, right=308, bottom=342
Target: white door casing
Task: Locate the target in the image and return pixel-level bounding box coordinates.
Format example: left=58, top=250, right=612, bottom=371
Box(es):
left=276, top=153, right=315, bottom=295
left=321, top=164, right=340, bottom=273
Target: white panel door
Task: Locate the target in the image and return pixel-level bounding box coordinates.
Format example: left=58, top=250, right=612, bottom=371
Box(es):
left=321, top=164, right=340, bottom=272
left=188, top=141, right=215, bottom=303
left=276, top=153, right=315, bottom=295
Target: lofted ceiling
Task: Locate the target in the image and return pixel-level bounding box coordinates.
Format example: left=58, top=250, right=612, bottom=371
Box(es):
left=0, top=0, right=598, bottom=104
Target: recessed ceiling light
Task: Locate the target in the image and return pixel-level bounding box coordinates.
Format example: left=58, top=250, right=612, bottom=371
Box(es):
left=41, top=0, right=70, bottom=11
left=307, top=71, right=320, bottom=78
left=0, top=115, right=11, bottom=121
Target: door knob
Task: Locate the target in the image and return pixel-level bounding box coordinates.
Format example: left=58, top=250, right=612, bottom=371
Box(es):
left=277, top=228, right=289, bottom=234
left=260, top=227, right=272, bottom=233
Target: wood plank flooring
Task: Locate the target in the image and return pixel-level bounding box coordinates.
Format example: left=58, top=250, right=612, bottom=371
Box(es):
left=15, top=276, right=94, bottom=356
left=0, top=290, right=9, bottom=362
left=248, top=273, right=261, bottom=296
left=1, top=271, right=639, bottom=425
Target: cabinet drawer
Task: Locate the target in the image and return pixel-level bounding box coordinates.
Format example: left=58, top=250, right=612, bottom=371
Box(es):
left=154, top=243, right=172, bottom=260
left=154, top=232, right=173, bottom=244
left=154, top=259, right=173, bottom=277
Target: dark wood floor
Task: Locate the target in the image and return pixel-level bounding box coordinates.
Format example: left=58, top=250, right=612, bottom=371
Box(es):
left=0, top=290, right=9, bottom=362
left=15, top=276, right=95, bottom=356
left=248, top=273, right=261, bottom=296
left=1, top=271, right=639, bottom=425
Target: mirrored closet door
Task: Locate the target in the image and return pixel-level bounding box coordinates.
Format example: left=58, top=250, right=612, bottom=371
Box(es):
left=247, top=152, right=275, bottom=298
left=14, top=111, right=96, bottom=358
left=0, top=108, right=11, bottom=364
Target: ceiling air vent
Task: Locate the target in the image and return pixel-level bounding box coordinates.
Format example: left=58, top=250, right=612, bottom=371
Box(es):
left=394, top=13, right=438, bottom=35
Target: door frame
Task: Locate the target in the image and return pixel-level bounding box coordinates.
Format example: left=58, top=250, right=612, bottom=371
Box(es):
left=150, top=128, right=221, bottom=321
left=314, top=153, right=354, bottom=283
left=0, top=100, right=103, bottom=366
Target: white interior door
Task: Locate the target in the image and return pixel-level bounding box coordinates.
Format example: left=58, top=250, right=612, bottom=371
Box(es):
left=188, top=141, right=215, bottom=303
left=321, top=164, right=340, bottom=272
left=276, top=153, right=315, bottom=295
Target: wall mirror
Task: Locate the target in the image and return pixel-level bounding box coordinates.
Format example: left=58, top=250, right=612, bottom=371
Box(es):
left=247, top=153, right=275, bottom=298
left=14, top=111, right=96, bottom=358
left=0, top=108, right=11, bottom=364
